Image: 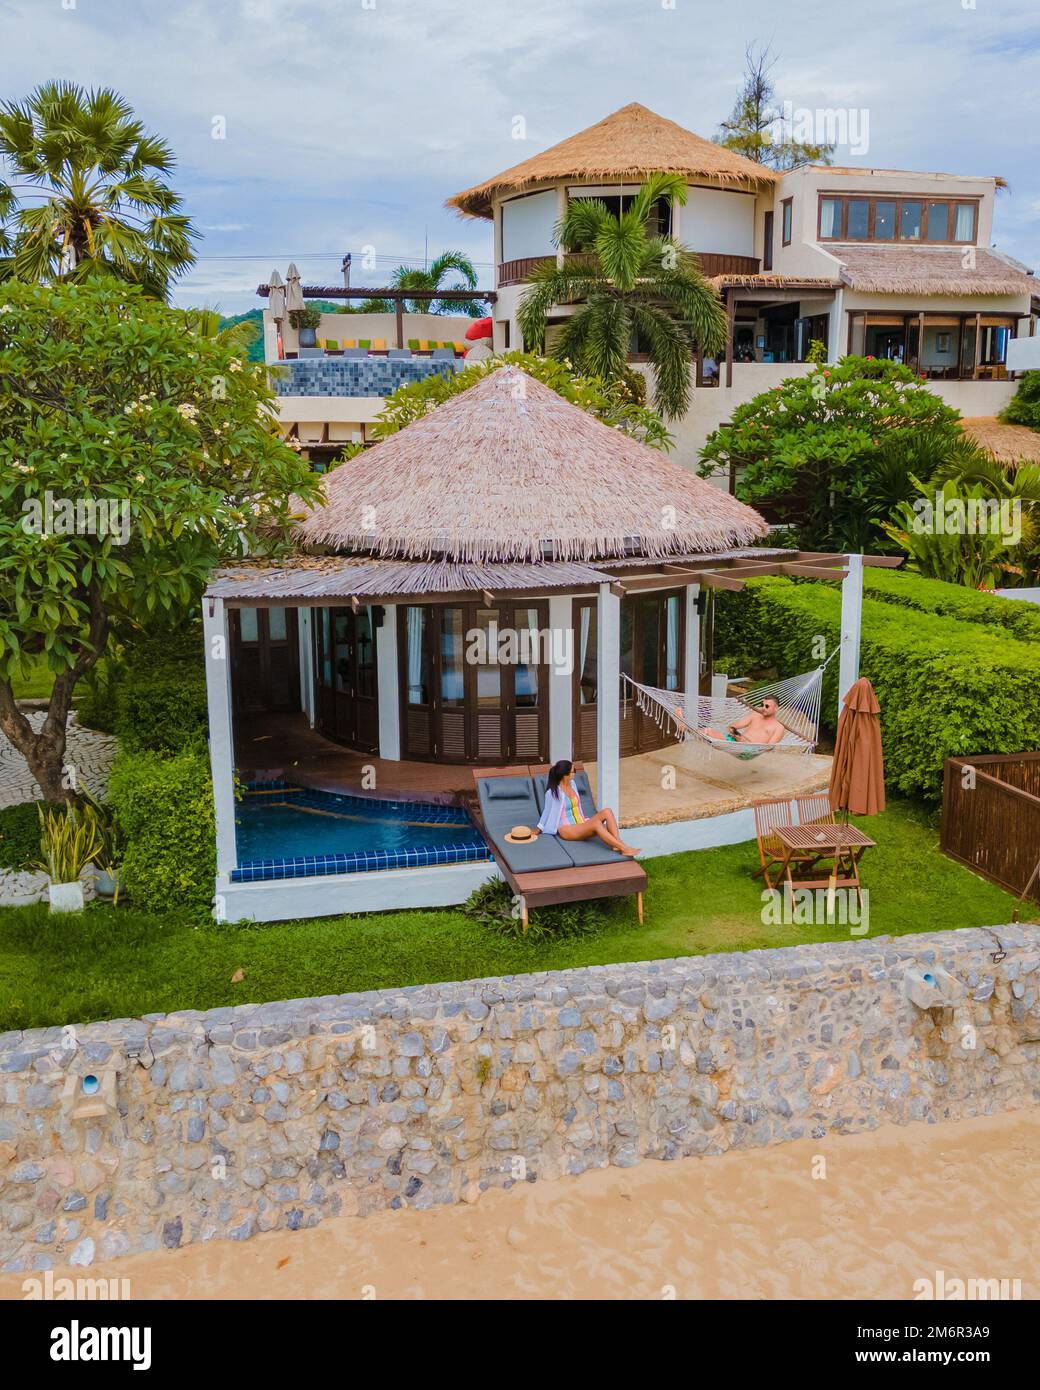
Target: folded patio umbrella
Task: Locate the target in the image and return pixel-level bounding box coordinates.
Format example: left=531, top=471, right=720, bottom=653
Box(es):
left=268, top=268, right=286, bottom=321
left=285, top=262, right=305, bottom=314
left=829, top=676, right=886, bottom=818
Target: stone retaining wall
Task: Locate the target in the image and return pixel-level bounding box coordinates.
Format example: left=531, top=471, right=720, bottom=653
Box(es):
left=1, top=924, right=1038, bottom=1272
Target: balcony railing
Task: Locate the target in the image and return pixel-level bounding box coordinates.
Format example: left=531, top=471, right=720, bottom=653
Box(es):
left=497, top=250, right=760, bottom=287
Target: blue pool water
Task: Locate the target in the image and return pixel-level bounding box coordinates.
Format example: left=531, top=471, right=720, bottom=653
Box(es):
left=232, top=783, right=489, bottom=883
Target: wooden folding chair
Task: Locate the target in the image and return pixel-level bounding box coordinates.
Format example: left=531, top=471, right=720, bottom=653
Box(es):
left=796, top=793, right=835, bottom=827
left=753, top=797, right=796, bottom=890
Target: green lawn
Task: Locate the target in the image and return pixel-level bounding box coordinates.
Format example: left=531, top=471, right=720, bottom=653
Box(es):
left=10, top=653, right=55, bottom=701
left=0, top=801, right=1021, bottom=1033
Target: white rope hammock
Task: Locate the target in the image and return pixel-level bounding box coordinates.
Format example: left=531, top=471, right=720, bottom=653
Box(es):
left=622, top=648, right=840, bottom=762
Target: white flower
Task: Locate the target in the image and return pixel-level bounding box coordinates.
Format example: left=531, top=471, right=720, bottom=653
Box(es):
left=177, top=403, right=199, bottom=420
left=229, top=359, right=242, bottom=372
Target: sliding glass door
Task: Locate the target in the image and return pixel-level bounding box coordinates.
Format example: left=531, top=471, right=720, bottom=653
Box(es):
left=574, top=589, right=685, bottom=760
left=399, top=602, right=549, bottom=763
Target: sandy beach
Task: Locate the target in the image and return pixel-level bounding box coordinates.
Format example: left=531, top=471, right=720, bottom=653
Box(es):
left=3, top=1109, right=1037, bottom=1301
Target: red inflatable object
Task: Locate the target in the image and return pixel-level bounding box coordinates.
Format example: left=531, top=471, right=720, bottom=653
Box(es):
left=465, top=317, right=493, bottom=341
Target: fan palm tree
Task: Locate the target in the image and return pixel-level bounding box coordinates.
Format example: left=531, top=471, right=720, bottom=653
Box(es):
left=0, top=82, right=195, bottom=298
left=389, top=250, right=484, bottom=316
left=516, top=172, right=726, bottom=419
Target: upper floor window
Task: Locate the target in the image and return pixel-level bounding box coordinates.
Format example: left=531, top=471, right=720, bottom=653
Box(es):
left=818, top=194, right=977, bottom=244
left=781, top=198, right=793, bottom=246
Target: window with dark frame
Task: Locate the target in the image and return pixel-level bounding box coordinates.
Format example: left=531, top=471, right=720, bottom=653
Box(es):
left=817, top=194, right=978, bottom=244
left=781, top=197, right=793, bottom=246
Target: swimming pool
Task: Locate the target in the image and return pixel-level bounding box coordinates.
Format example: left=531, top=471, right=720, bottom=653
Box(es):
left=232, top=782, right=490, bottom=883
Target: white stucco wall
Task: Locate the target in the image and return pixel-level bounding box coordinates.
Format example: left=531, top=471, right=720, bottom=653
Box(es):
left=500, top=189, right=558, bottom=261
left=681, top=185, right=757, bottom=256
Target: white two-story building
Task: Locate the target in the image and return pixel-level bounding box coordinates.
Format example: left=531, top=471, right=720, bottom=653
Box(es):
left=448, top=102, right=1037, bottom=464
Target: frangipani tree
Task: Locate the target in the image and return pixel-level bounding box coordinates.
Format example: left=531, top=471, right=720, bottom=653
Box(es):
left=0, top=280, right=319, bottom=802
left=517, top=172, right=726, bottom=419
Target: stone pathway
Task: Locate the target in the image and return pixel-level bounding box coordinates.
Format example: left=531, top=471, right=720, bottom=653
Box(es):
left=0, top=711, right=117, bottom=906
left=0, top=710, right=117, bottom=810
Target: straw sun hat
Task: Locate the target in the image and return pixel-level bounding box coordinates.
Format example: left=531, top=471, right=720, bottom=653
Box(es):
left=504, top=825, right=537, bottom=844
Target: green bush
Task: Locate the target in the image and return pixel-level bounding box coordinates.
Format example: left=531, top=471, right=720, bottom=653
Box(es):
left=714, top=577, right=1040, bottom=803
left=863, top=568, right=1040, bottom=643
left=462, top=875, right=618, bottom=940
left=79, top=627, right=207, bottom=751
left=107, top=747, right=216, bottom=911
left=0, top=802, right=53, bottom=871
left=1000, top=370, right=1040, bottom=429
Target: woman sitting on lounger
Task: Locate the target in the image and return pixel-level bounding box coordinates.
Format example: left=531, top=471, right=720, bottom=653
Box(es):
left=535, top=759, right=642, bottom=856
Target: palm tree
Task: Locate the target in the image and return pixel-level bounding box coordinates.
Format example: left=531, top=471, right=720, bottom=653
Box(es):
left=0, top=82, right=195, bottom=298
left=516, top=172, right=726, bottom=419
left=389, top=250, right=484, bottom=316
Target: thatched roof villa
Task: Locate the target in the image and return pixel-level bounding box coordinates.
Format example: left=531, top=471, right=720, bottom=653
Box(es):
left=202, top=366, right=886, bottom=923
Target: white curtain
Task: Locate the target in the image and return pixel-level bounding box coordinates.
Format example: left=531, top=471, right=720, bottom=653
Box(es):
left=406, top=607, right=424, bottom=704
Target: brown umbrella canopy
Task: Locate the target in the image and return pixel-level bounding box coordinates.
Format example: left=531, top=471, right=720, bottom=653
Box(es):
left=829, top=677, right=886, bottom=817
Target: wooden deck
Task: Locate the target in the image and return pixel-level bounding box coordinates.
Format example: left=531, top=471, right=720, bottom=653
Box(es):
left=235, top=712, right=832, bottom=823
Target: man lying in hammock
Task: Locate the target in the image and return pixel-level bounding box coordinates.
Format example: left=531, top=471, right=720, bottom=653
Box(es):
left=680, top=695, right=787, bottom=748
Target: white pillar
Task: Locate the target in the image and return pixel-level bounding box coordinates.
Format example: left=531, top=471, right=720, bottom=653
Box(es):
left=838, top=553, right=864, bottom=715
left=828, top=288, right=845, bottom=364
left=377, top=603, right=401, bottom=761
left=683, top=584, right=700, bottom=702
left=297, top=607, right=315, bottom=727
left=202, top=597, right=238, bottom=881
left=596, top=584, right=621, bottom=816
left=555, top=186, right=568, bottom=269
left=548, top=594, right=573, bottom=762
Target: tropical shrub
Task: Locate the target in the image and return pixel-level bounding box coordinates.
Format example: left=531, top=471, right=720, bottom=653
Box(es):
left=35, top=802, right=104, bottom=884
left=1000, top=370, right=1040, bottom=429
left=714, top=577, right=1040, bottom=803
left=0, top=801, right=55, bottom=870
left=699, top=356, right=964, bottom=550
left=517, top=173, right=725, bottom=419
left=880, top=478, right=1025, bottom=589
left=462, top=876, right=614, bottom=940
left=107, top=746, right=215, bottom=911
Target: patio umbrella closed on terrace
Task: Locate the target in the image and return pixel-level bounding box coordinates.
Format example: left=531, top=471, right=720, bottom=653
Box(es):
left=285, top=263, right=305, bottom=315
left=268, top=268, right=286, bottom=321
left=829, top=677, right=886, bottom=818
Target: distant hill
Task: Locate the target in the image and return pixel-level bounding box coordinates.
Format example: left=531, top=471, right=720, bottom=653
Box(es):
left=218, top=308, right=264, bottom=362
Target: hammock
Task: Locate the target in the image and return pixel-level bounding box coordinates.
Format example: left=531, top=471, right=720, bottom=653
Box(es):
left=623, top=651, right=838, bottom=762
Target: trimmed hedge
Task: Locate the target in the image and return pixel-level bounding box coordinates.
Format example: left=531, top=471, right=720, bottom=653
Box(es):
left=107, top=747, right=216, bottom=912
left=78, top=628, right=208, bottom=752
left=863, top=569, right=1040, bottom=643
left=0, top=802, right=49, bottom=871
left=715, top=577, right=1040, bottom=803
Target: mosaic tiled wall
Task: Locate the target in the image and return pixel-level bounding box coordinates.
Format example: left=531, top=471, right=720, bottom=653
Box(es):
left=272, top=358, right=457, bottom=398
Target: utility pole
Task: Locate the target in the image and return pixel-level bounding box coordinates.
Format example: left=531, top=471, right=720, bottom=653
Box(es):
left=341, top=252, right=352, bottom=287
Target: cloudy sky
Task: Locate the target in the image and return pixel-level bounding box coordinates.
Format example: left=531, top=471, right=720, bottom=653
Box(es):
left=2, top=0, right=1037, bottom=313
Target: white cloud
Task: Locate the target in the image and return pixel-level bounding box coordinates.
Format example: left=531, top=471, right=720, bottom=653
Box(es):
left=1, top=0, right=1035, bottom=313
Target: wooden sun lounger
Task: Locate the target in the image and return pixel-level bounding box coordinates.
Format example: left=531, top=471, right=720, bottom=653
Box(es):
left=473, top=765, right=647, bottom=931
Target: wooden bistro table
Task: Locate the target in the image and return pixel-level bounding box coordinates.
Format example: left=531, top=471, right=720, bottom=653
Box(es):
left=772, top=823, right=876, bottom=904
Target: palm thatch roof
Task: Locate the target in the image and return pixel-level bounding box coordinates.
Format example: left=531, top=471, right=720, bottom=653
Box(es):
left=837, top=246, right=1034, bottom=297
left=448, top=103, right=778, bottom=220
left=295, top=366, right=768, bottom=563
left=960, top=417, right=1040, bottom=467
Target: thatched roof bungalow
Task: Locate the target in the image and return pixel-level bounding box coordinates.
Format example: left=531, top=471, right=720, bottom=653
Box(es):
left=202, top=367, right=891, bottom=922
left=293, top=367, right=767, bottom=562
